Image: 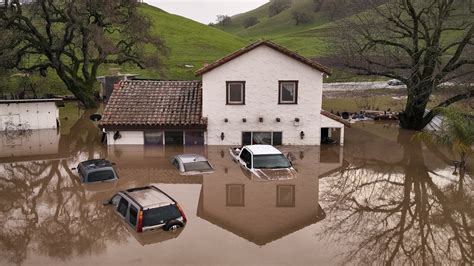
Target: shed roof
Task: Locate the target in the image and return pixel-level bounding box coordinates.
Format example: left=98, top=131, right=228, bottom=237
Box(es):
left=100, top=80, right=207, bottom=130
left=195, top=40, right=332, bottom=76
left=0, top=98, right=64, bottom=105
left=321, top=110, right=351, bottom=127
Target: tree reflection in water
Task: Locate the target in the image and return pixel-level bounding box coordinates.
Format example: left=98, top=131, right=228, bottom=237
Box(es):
left=320, top=130, right=473, bottom=264
left=0, top=110, right=127, bottom=265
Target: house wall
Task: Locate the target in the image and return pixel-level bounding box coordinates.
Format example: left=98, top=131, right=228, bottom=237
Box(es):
left=202, top=45, right=325, bottom=145
left=0, top=129, right=60, bottom=159
left=106, top=131, right=145, bottom=145
left=0, top=102, right=59, bottom=131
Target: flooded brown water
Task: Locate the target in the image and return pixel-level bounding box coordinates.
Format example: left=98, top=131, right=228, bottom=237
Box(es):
left=0, top=110, right=472, bottom=265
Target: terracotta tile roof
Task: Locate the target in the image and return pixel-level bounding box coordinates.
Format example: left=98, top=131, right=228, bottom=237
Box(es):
left=100, top=80, right=207, bottom=129
left=195, top=40, right=332, bottom=76
left=321, top=110, right=351, bottom=127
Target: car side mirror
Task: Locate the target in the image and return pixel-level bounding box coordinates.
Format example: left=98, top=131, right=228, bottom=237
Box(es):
left=102, top=200, right=112, bottom=206
left=71, top=167, right=76, bottom=171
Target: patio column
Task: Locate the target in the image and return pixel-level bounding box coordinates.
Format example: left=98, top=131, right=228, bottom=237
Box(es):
left=340, top=127, right=345, bottom=146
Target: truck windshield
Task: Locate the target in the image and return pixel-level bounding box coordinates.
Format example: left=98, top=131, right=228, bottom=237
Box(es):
left=253, top=154, right=291, bottom=169
left=143, top=205, right=181, bottom=227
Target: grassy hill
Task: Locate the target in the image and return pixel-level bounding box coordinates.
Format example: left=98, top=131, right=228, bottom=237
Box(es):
left=1, top=4, right=248, bottom=96
left=214, top=0, right=361, bottom=57
left=215, top=0, right=471, bottom=82
left=128, top=4, right=248, bottom=80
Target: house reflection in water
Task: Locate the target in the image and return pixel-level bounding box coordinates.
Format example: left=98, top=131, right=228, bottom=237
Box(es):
left=106, top=144, right=344, bottom=246
left=197, top=146, right=344, bottom=246
left=0, top=129, right=61, bottom=162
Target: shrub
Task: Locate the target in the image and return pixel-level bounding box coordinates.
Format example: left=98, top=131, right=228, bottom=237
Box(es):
left=268, top=0, right=292, bottom=17
left=291, top=11, right=313, bottom=25
left=243, top=16, right=259, bottom=28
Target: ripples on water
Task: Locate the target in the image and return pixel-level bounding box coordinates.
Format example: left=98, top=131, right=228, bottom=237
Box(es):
left=0, top=110, right=472, bottom=265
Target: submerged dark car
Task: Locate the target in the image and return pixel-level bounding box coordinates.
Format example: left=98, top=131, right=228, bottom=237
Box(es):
left=77, top=159, right=118, bottom=183
left=104, top=185, right=187, bottom=233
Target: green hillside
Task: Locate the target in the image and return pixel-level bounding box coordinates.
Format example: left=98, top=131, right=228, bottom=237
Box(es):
left=215, top=0, right=354, bottom=57
left=127, top=4, right=248, bottom=80
left=1, top=4, right=248, bottom=96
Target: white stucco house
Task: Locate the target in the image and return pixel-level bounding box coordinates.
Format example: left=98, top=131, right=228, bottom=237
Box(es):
left=0, top=99, right=63, bottom=131
left=100, top=40, right=349, bottom=146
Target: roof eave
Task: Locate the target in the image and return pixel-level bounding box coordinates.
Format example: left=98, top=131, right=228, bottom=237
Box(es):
left=195, top=40, right=332, bottom=76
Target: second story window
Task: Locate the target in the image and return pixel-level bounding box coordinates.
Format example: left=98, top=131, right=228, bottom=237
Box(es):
left=226, top=81, right=245, bottom=105
left=279, top=81, right=298, bottom=104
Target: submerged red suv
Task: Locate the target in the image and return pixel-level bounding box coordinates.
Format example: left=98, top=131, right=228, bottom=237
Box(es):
left=104, top=185, right=187, bottom=232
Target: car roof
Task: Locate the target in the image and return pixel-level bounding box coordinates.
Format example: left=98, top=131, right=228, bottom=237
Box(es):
left=245, top=145, right=282, bottom=155
left=174, top=154, right=208, bottom=164
left=79, top=159, right=113, bottom=170
left=125, top=186, right=174, bottom=209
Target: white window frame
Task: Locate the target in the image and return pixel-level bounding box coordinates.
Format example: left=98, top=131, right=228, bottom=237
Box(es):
left=279, top=81, right=298, bottom=104
left=227, top=81, right=245, bottom=105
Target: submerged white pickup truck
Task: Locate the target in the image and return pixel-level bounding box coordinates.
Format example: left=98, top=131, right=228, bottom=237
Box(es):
left=229, top=145, right=297, bottom=181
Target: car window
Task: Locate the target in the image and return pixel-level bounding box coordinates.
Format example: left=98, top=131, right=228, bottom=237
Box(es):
left=87, top=170, right=115, bottom=183
left=117, top=198, right=129, bottom=217
left=240, top=149, right=251, bottom=164
left=129, top=205, right=138, bottom=227
left=172, top=159, right=180, bottom=170
left=183, top=161, right=213, bottom=172
left=142, top=205, right=181, bottom=227
left=111, top=194, right=121, bottom=207
left=77, top=165, right=84, bottom=180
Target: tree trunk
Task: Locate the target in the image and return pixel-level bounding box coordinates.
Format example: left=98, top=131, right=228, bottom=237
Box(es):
left=56, top=70, right=97, bottom=109
left=399, top=86, right=431, bottom=131
left=70, top=86, right=97, bottom=109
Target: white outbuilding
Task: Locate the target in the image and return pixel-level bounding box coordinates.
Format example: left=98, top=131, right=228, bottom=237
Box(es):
left=0, top=99, right=63, bottom=131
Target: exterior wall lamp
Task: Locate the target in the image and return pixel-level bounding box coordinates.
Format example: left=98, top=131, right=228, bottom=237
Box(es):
left=259, top=117, right=264, bottom=123
left=300, top=131, right=305, bottom=140
left=221, top=132, right=225, bottom=141
left=294, top=117, right=300, bottom=127
left=276, top=118, right=281, bottom=122
left=242, top=118, right=247, bottom=123
left=224, top=118, right=228, bottom=123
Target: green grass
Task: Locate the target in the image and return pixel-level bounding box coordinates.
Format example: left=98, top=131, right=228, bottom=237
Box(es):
left=214, top=0, right=343, bottom=57
left=2, top=4, right=248, bottom=96
left=323, top=96, right=406, bottom=113
left=137, top=4, right=248, bottom=80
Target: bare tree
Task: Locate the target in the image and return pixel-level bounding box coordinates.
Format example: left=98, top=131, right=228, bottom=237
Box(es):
left=216, top=15, right=232, bottom=26
left=335, top=0, right=474, bottom=130
left=313, top=0, right=325, bottom=12
left=243, top=16, right=259, bottom=28
left=0, top=0, right=166, bottom=108
left=319, top=132, right=473, bottom=264
left=292, top=11, right=313, bottom=25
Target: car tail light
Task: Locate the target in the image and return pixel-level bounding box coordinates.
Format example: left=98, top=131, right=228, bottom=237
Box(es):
left=176, top=203, right=187, bottom=223
left=137, top=210, right=143, bottom=232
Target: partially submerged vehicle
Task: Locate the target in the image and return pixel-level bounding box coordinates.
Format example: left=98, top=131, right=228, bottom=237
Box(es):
left=387, top=79, right=403, bottom=86
left=104, top=185, right=187, bottom=232
left=77, top=159, right=118, bottom=183
left=230, top=145, right=297, bottom=181
left=170, top=154, right=214, bottom=175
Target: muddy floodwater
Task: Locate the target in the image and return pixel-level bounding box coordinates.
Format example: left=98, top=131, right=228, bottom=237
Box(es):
left=0, top=111, right=472, bottom=265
